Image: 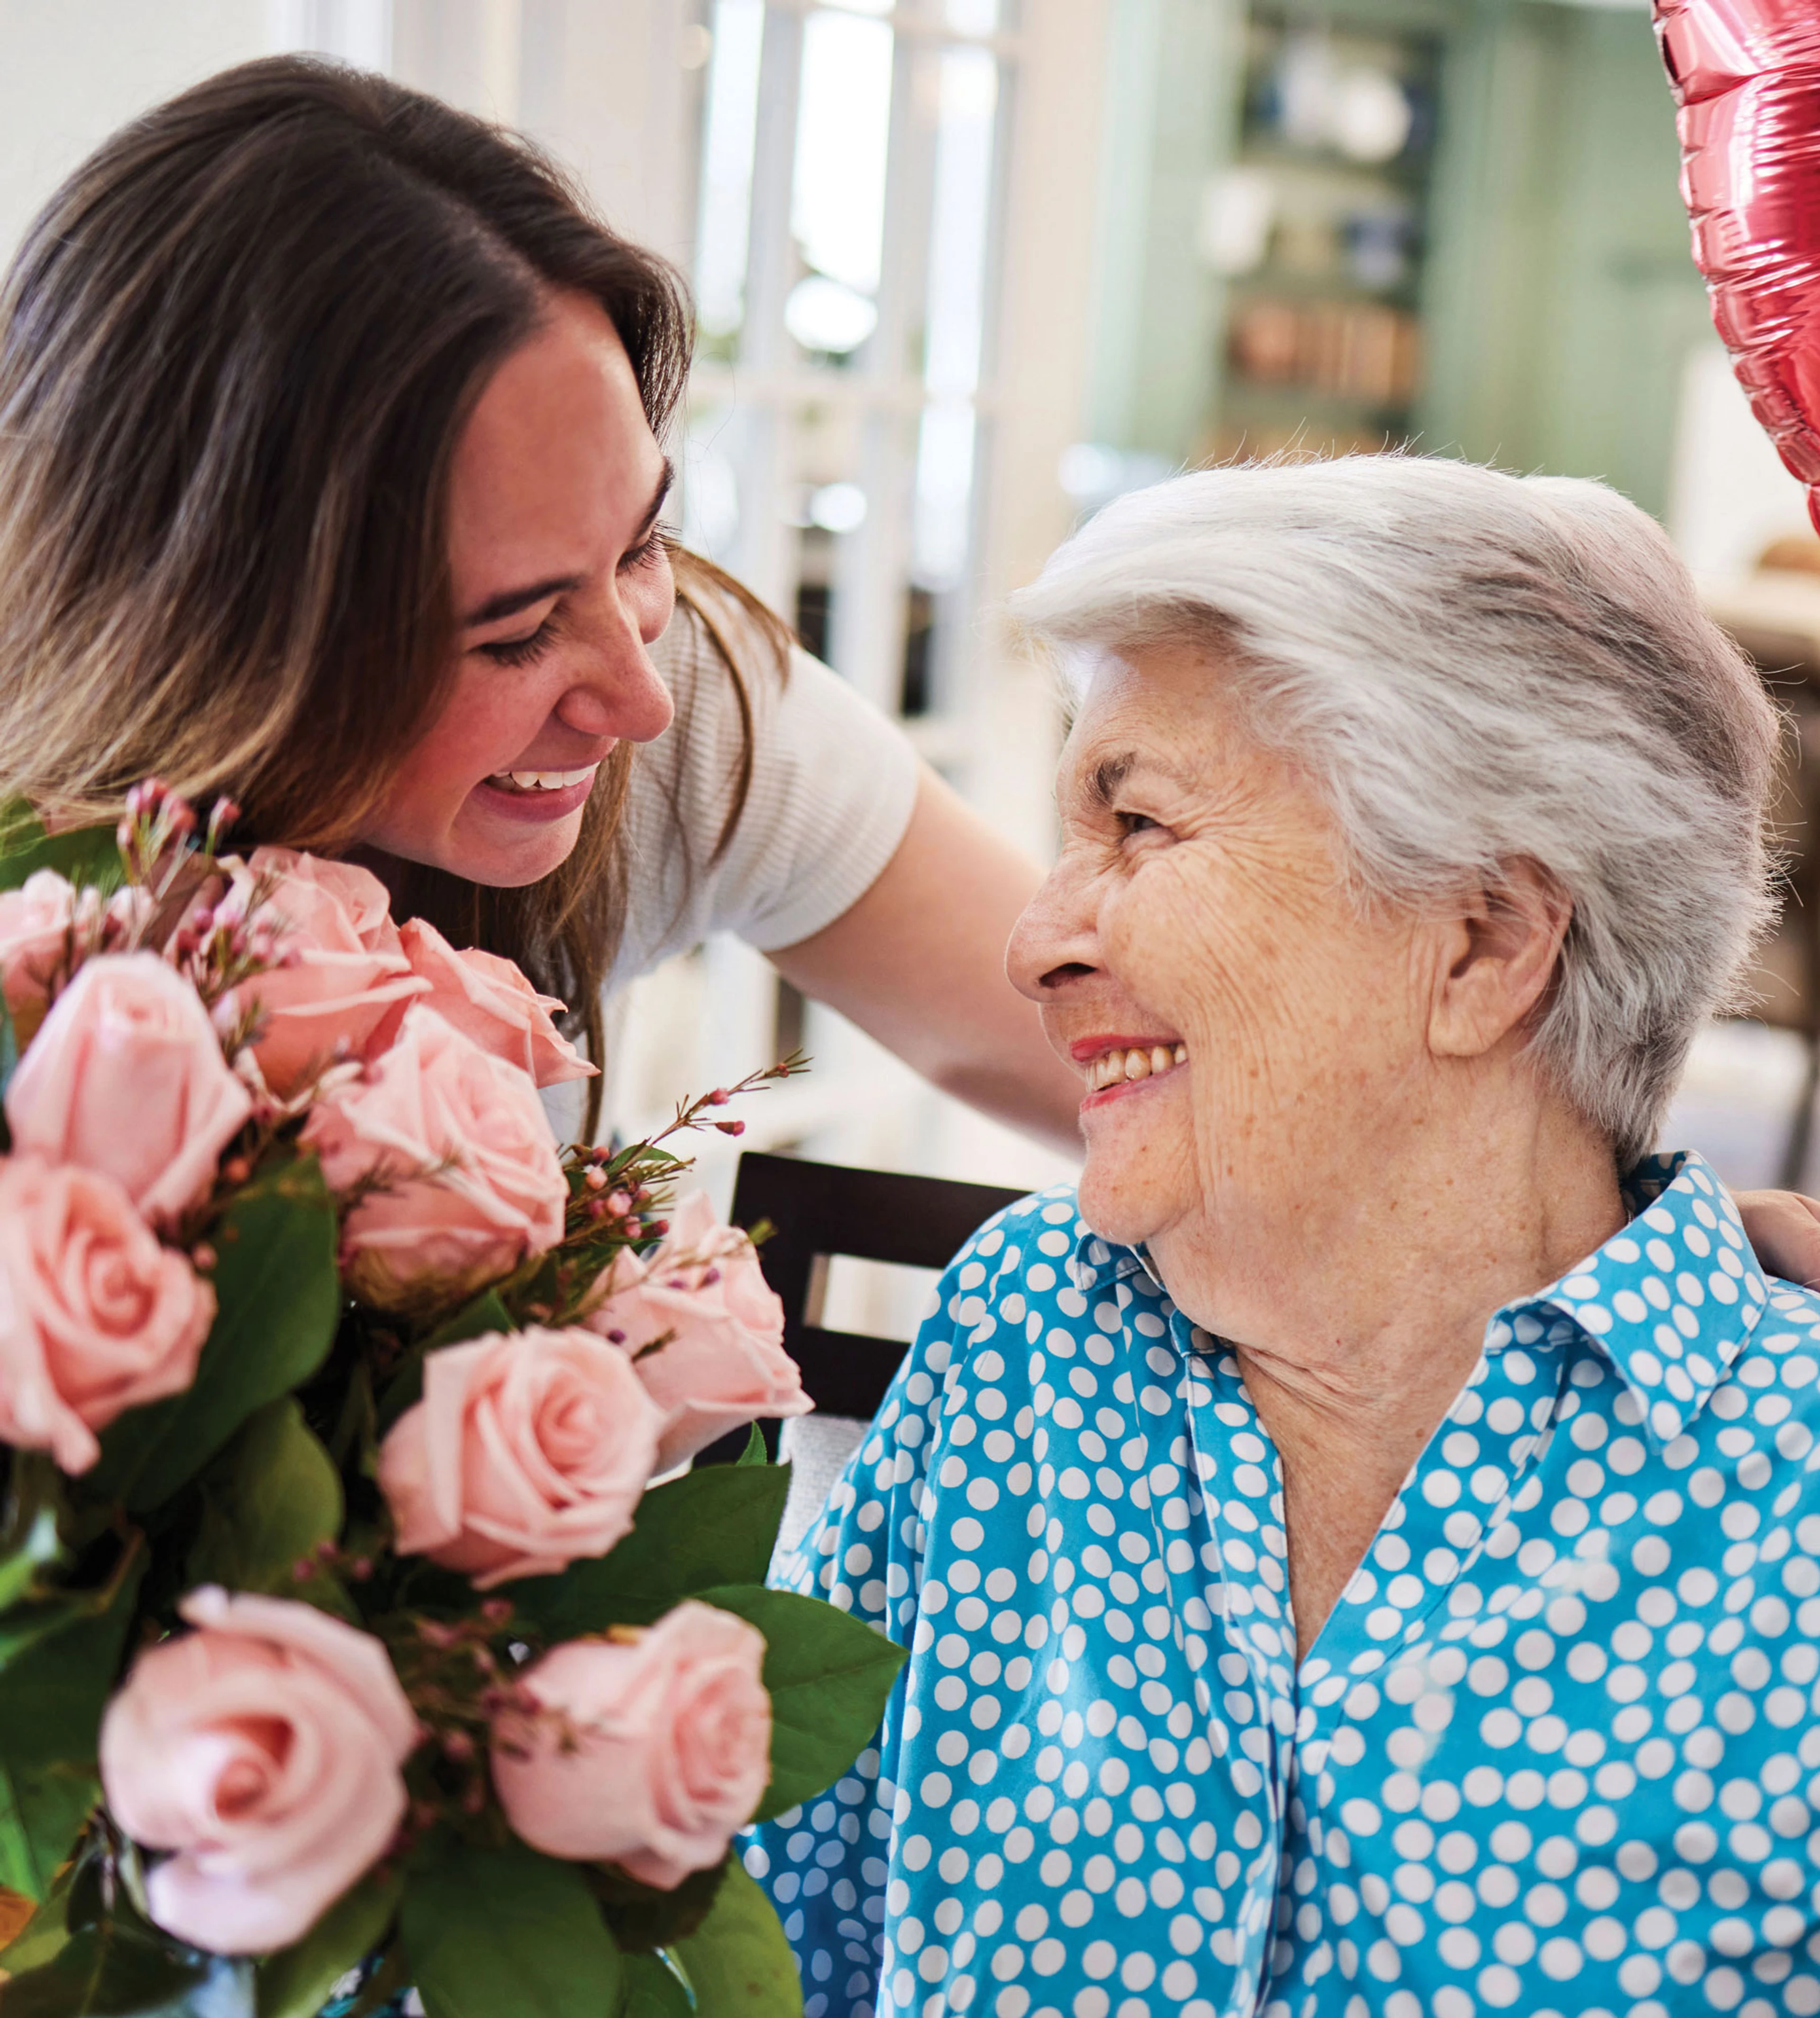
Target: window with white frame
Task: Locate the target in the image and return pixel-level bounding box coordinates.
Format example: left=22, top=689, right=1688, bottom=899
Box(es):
left=683, top=0, right=1017, bottom=747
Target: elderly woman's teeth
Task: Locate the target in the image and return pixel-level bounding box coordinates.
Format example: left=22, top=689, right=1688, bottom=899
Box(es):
left=488, top=766, right=594, bottom=793
left=1090, top=1043, right=1189, bottom=1090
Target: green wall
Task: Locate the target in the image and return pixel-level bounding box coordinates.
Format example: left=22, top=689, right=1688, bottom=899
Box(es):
left=1088, top=0, right=1716, bottom=521
left=1422, top=0, right=1714, bottom=518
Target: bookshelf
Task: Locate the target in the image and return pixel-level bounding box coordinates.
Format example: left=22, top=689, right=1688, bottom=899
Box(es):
left=1087, top=0, right=1709, bottom=521
left=1205, top=3, right=1444, bottom=463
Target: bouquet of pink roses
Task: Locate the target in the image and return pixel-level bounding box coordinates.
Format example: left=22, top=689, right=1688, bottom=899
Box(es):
left=0, top=786, right=901, bottom=2018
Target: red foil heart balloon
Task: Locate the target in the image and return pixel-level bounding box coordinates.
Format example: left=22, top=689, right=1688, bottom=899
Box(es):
left=1656, top=0, right=1820, bottom=531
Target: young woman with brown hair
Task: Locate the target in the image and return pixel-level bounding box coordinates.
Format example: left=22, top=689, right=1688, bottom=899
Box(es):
left=1, top=54, right=1818, bottom=1288
left=0, top=53, right=1080, bottom=1151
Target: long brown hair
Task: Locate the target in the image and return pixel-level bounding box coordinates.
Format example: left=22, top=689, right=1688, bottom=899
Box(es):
left=0, top=56, right=787, bottom=1135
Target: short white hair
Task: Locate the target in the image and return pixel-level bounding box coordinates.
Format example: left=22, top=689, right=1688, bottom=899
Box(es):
left=1010, top=456, right=1780, bottom=1167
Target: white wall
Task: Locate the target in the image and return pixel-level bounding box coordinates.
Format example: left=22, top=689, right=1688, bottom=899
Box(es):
left=1669, top=342, right=1814, bottom=580
left=0, top=1, right=278, bottom=262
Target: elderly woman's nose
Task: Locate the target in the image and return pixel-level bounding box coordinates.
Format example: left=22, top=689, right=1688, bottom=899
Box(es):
left=1007, top=865, right=1100, bottom=1000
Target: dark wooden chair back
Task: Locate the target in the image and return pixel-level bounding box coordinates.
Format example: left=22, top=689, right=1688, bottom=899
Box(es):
left=696, top=1151, right=1028, bottom=1461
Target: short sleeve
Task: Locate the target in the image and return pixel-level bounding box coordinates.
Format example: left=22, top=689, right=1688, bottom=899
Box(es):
left=606, top=610, right=921, bottom=995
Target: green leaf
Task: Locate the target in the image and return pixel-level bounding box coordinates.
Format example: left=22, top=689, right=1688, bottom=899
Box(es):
left=422, top=1291, right=514, bottom=1352
left=188, top=1400, right=343, bottom=1598
left=0, top=1555, right=146, bottom=1901
left=0, top=1855, right=82, bottom=1975
left=589, top=1861, right=725, bottom=1956
left=688, top=1588, right=907, bottom=1824
left=255, top=1872, right=403, bottom=2018
left=735, top=1425, right=768, bottom=1469
left=402, top=1839, right=622, bottom=2018
left=616, top=1954, right=692, bottom=2018
left=0, top=809, right=123, bottom=899
left=507, top=1464, right=791, bottom=1636
left=0, top=1513, right=60, bottom=1616
left=374, top=1290, right=513, bottom=1435
left=87, top=1158, right=340, bottom=1513
left=670, top=1861, right=801, bottom=2018
left=0, top=1925, right=212, bottom=2017
left=0, top=1458, right=68, bottom=1614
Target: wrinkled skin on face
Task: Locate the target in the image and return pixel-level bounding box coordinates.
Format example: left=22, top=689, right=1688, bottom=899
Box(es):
left=1009, top=640, right=1629, bottom=1650
left=1010, top=643, right=1475, bottom=1336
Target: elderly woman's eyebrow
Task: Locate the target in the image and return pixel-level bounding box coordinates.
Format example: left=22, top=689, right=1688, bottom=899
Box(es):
left=1085, top=754, right=1135, bottom=805
left=1083, top=750, right=1198, bottom=805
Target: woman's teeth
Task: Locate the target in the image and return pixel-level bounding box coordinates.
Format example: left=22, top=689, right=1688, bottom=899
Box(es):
left=1088, top=1042, right=1189, bottom=1091
left=487, top=766, right=595, bottom=794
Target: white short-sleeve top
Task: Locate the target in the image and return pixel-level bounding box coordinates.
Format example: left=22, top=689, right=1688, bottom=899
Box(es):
left=541, top=605, right=917, bottom=1143
left=604, top=601, right=921, bottom=997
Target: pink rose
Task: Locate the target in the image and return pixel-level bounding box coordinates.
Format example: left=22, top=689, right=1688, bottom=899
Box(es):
left=491, top=1600, right=771, bottom=1885
left=5, top=952, right=252, bottom=1224
left=225, top=848, right=426, bottom=1096
left=300, top=1005, right=568, bottom=1310
left=99, top=1586, right=420, bottom=1954
left=585, top=1193, right=809, bottom=1470
left=382, top=919, right=594, bottom=1089
left=0, top=1156, right=214, bottom=1473
left=0, top=874, right=156, bottom=1044
left=377, top=1325, right=664, bottom=1588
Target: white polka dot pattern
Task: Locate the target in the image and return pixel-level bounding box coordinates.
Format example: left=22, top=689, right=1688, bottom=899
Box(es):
left=742, top=1151, right=1820, bottom=2017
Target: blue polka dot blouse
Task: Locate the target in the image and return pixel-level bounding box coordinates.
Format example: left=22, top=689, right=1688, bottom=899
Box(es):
left=743, top=1151, right=1820, bottom=2018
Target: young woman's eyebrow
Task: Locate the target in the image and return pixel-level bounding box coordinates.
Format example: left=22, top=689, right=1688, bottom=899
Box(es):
left=463, top=574, right=584, bottom=627
left=462, top=459, right=676, bottom=628
left=629, top=457, right=676, bottom=546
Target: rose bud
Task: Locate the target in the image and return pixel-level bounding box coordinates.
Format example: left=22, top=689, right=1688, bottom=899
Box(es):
left=99, top=1587, right=420, bottom=1954
left=0, top=1157, right=214, bottom=1473
left=5, top=952, right=252, bottom=1224
left=377, top=1325, right=665, bottom=1588
left=583, top=1192, right=810, bottom=1471
left=491, top=1600, right=771, bottom=1886
left=300, top=1005, right=568, bottom=1311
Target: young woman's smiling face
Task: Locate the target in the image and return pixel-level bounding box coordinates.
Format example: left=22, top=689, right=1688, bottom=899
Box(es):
left=357, top=289, right=677, bottom=887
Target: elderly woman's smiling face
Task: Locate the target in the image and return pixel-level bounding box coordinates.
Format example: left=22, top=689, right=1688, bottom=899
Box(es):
left=1010, top=641, right=1475, bottom=1269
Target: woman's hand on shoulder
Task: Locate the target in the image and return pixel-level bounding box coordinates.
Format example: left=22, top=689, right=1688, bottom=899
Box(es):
left=1734, top=1188, right=1820, bottom=1287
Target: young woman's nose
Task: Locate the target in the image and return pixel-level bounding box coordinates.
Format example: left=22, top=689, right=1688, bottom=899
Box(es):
left=555, top=588, right=676, bottom=743
left=1007, top=856, right=1102, bottom=1002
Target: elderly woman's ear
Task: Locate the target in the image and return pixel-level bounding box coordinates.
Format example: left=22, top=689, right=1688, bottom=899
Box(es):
left=1426, top=859, right=1572, bottom=1063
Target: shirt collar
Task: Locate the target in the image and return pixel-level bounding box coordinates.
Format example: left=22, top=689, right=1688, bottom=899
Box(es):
left=1070, top=1225, right=1150, bottom=1296
left=1493, top=1149, right=1770, bottom=1445
left=1070, top=1149, right=1773, bottom=1447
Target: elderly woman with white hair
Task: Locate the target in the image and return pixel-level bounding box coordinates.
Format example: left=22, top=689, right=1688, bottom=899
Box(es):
left=745, top=456, right=1820, bottom=2018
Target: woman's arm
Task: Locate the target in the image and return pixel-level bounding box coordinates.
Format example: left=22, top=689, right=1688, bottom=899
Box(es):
left=767, top=766, right=1083, bottom=1156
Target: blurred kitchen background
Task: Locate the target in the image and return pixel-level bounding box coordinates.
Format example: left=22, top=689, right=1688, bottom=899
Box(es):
left=8, top=0, right=1820, bottom=1285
